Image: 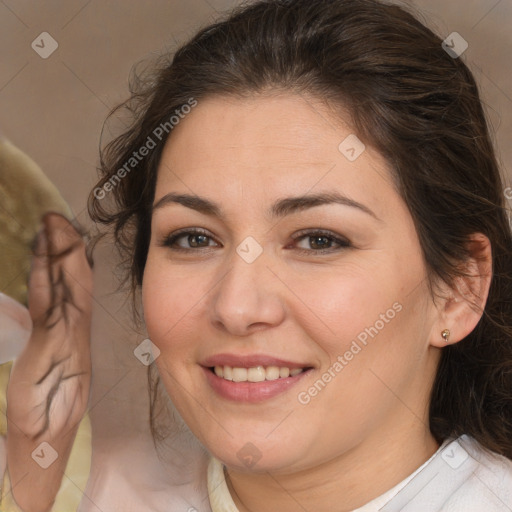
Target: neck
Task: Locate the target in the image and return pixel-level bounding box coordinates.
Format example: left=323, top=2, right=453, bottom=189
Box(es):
left=225, top=416, right=440, bottom=512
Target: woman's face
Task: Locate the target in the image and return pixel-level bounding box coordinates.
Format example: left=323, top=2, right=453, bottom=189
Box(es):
left=142, top=93, right=442, bottom=473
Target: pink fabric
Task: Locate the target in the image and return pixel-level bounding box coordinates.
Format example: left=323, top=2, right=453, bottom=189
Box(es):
left=0, top=292, right=32, bottom=364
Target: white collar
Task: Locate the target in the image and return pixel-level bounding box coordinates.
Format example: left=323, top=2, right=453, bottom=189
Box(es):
left=206, top=440, right=448, bottom=512
left=207, top=455, right=239, bottom=512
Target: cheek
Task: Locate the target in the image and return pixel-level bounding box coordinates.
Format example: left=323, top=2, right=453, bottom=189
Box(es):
left=288, top=261, right=398, bottom=354
left=141, top=259, right=201, bottom=352
left=290, top=257, right=429, bottom=401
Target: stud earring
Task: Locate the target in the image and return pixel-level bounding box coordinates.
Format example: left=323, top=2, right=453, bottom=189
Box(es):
left=441, top=329, right=450, bottom=343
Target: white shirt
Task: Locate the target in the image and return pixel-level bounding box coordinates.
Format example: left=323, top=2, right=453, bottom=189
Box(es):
left=207, top=435, right=512, bottom=511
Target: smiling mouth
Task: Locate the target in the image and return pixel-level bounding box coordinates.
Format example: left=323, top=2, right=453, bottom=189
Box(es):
left=210, top=365, right=313, bottom=382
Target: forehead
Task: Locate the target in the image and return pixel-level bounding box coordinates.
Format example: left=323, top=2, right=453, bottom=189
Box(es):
left=160, top=93, right=350, bottom=167
left=154, top=93, right=397, bottom=217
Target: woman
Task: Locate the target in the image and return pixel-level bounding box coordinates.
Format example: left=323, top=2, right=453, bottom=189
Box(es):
left=13, top=0, right=512, bottom=510
left=87, top=0, right=512, bottom=510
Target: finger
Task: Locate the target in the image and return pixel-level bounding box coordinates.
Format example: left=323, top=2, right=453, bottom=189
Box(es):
left=44, top=212, right=94, bottom=320
left=28, top=212, right=93, bottom=329
left=27, top=224, right=51, bottom=324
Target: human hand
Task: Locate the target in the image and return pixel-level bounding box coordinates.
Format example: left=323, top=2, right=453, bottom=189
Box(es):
left=5, top=212, right=93, bottom=512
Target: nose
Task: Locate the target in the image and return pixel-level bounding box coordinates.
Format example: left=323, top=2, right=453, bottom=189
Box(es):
left=209, top=246, right=286, bottom=337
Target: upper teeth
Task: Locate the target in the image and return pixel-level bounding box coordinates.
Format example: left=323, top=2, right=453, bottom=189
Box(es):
left=214, top=366, right=304, bottom=382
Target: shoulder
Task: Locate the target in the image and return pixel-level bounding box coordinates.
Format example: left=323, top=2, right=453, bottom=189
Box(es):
left=381, top=435, right=512, bottom=511
left=455, top=435, right=512, bottom=505
left=431, top=435, right=512, bottom=511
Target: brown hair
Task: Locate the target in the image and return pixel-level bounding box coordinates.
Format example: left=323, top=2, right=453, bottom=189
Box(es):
left=88, top=0, right=512, bottom=458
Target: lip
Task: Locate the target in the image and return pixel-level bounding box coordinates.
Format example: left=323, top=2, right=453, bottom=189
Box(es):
left=201, top=353, right=314, bottom=403
left=203, top=367, right=313, bottom=402
left=201, top=353, right=310, bottom=369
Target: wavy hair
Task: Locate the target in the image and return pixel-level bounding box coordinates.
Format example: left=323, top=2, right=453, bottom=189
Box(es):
left=88, top=0, right=512, bottom=458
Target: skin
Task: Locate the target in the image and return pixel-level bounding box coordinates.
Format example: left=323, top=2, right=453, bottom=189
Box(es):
left=6, top=212, right=92, bottom=512
left=142, top=93, right=492, bottom=511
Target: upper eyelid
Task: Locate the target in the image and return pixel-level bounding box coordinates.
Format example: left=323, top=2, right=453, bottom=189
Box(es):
left=163, top=228, right=219, bottom=248
left=292, top=228, right=349, bottom=241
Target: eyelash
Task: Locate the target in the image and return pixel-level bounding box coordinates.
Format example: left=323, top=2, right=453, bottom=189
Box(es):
left=159, top=228, right=351, bottom=255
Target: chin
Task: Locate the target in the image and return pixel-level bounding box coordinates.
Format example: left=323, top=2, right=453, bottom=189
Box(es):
left=203, top=433, right=308, bottom=474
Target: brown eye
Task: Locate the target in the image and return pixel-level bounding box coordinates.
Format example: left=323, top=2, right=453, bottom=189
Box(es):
left=161, top=228, right=218, bottom=251
left=292, top=230, right=351, bottom=254
left=308, top=235, right=333, bottom=250
left=187, top=234, right=210, bottom=248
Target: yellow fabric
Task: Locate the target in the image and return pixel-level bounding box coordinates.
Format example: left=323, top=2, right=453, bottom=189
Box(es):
left=207, top=456, right=239, bottom=512
left=0, top=381, right=92, bottom=510
left=0, top=350, right=91, bottom=512
left=0, top=364, right=10, bottom=439
left=0, top=138, right=72, bottom=306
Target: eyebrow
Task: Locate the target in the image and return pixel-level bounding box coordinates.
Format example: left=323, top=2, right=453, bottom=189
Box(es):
left=152, top=191, right=380, bottom=221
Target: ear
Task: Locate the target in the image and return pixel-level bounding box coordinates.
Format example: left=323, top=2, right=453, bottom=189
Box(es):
left=430, top=233, right=492, bottom=348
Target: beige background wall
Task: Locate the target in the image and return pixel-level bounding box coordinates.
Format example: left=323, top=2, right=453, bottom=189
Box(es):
left=1, top=0, right=511, bottom=507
